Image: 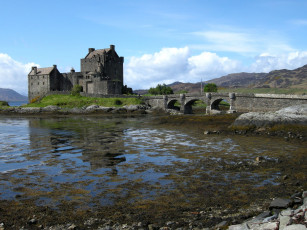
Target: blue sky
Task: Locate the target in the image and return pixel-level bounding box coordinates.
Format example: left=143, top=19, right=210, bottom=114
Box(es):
left=1, top=0, right=307, bottom=95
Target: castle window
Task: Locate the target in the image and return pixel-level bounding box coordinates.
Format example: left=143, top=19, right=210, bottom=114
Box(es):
left=38, top=82, right=39, bottom=85
left=43, top=82, right=45, bottom=85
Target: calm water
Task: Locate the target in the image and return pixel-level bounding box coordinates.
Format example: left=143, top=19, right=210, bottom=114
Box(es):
left=0, top=116, right=306, bottom=210
left=7, top=101, right=28, bottom=106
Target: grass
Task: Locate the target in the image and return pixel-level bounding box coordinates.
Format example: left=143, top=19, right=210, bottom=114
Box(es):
left=22, top=94, right=144, bottom=108
left=218, top=87, right=307, bottom=95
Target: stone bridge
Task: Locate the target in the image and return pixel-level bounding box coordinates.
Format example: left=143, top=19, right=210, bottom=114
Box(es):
left=144, top=93, right=307, bottom=114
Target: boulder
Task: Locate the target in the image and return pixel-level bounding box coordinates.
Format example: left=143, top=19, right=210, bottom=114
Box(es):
left=233, top=104, right=307, bottom=128
left=269, top=198, right=292, bottom=209
left=42, top=105, right=61, bottom=112
left=283, top=225, right=307, bottom=230
left=18, top=107, right=41, bottom=114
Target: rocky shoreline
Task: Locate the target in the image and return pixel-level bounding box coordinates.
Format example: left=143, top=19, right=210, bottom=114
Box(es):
left=0, top=104, right=152, bottom=115
left=228, top=191, right=307, bottom=230
left=1, top=191, right=305, bottom=230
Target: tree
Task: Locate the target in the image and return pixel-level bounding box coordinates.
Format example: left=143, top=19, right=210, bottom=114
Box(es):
left=148, top=84, right=173, bottom=95
left=203, top=83, right=218, bottom=92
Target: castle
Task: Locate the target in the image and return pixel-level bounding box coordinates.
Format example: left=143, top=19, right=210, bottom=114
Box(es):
left=28, top=45, right=124, bottom=101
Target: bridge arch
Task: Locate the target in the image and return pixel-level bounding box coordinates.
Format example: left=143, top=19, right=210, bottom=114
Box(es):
left=184, top=98, right=206, bottom=114
left=167, top=99, right=181, bottom=111
left=211, top=98, right=230, bottom=112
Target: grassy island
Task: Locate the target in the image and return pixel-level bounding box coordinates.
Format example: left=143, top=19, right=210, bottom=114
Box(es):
left=23, top=95, right=143, bottom=108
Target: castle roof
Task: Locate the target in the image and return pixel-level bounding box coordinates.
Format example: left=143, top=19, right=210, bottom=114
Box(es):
left=29, top=67, right=54, bottom=75
left=85, top=48, right=111, bottom=59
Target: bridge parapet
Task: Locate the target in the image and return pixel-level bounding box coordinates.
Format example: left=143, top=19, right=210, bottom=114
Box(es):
left=143, top=93, right=307, bottom=114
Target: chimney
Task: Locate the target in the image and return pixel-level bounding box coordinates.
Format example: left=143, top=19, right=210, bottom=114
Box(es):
left=53, top=64, right=57, bottom=69
left=110, top=45, right=115, bottom=50
left=32, top=66, right=37, bottom=74
left=89, top=48, right=95, bottom=53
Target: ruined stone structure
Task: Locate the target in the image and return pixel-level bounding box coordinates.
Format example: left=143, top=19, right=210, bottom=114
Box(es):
left=144, top=93, right=307, bottom=114
left=28, top=45, right=124, bottom=101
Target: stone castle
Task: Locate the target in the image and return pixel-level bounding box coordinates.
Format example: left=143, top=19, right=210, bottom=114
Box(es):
left=28, top=45, right=124, bottom=101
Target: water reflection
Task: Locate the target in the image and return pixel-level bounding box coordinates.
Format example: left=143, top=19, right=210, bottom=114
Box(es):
left=28, top=118, right=127, bottom=170
left=0, top=116, right=305, bottom=209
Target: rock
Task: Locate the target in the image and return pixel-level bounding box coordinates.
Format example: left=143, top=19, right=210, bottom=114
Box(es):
left=255, top=156, right=264, bottom=163
left=68, top=224, right=77, bottom=230
left=269, top=198, right=292, bottom=209
left=279, top=215, right=291, bottom=230
left=123, top=105, right=142, bottom=111
left=97, top=106, right=113, bottom=112
left=86, top=104, right=99, bottom=111
left=111, top=107, right=127, bottom=114
left=302, top=191, right=307, bottom=198
left=215, top=220, right=228, bottom=229
left=263, top=213, right=278, bottom=222
left=253, top=222, right=279, bottom=230
left=277, top=104, right=307, bottom=115
left=232, top=104, right=307, bottom=128
left=283, top=224, right=307, bottom=230
left=210, top=109, right=222, bottom=114
left=28, top=218, right=37, bottom=224
left=18, top=107, right=42, bottom=114
left=228, top=223, right=249, bottom=230
left=42, top=105, right=61, bottom=112
left=254, top=211, right=271, bottom=220
left=69, top=108, right=85, bottom=114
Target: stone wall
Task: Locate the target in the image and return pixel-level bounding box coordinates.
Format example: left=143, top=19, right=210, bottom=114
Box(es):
left=144, top=93, right=307, bottom=114
left=234, top=94, right=307, bottom=112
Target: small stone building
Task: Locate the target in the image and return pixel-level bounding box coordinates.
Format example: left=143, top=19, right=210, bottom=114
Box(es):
left=28, top=45, right=124, bottom=101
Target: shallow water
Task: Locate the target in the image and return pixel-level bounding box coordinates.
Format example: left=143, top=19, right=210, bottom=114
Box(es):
left=0, top=116, right=306, bottom=215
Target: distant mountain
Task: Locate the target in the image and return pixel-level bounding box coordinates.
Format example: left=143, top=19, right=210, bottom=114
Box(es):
left=134, top=64, right=307, bottom=94
left=206, top=72, right=267, bottom=88
left=255, top=64, right=307, bottom=88
left=0, top=88, right=28, bottom=102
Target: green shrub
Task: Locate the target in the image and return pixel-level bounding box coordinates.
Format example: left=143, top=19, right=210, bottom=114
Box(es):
left=114, top=99, right=122, bottom=105
left=122, top=85, right=133, bottom=94
left=71, top=85, right=83, bottom=96
left=0, top=101, right=9, bottom=106
left=148, top=84, right=173, bottom=95
left=203, top=83, right=218, bottom=92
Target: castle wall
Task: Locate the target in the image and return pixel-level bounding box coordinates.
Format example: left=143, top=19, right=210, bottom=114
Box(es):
left=80, top=58, right=100, bottom=73
left=104, top=57, right=124, bottom=82
left=28, top=45, right=124, bottom=100
left=28, top=74, right=50, bottom=101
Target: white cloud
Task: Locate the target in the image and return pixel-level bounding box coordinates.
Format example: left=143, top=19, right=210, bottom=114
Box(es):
left=188, top=52, right=241, bottom=78
left=192, top=29, right=294, bottom=55
left=251, top=51, right=307, bottom=72
left=125, top=47, right=241, bottom=89
left=0, top=54, right=38, bottom=96
left=125, top=47, right=190, bottom=89
left=125, top=47, right=307, bottom=90
left=193, top=31, right=257, bottom=53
